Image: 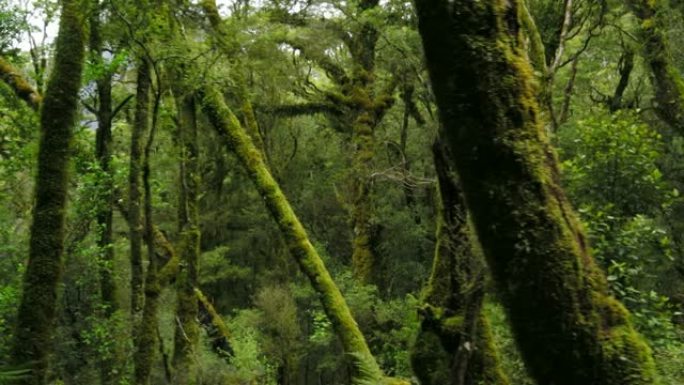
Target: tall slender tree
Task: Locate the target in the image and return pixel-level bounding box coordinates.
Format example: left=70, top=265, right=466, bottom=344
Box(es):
left=129, top=58, right=151, bottom=315
left=414, top=0, right=657, bottom=384
left=172, top=91, right=201, bottom=385
left=10, top=0, right=85, bottom=383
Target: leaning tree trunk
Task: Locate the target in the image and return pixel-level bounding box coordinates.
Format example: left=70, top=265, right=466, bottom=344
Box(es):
left=10, top=0, right=85, bottom=383
left=411, top=142, right=509, bottom=385
left=199, top=86, right=407, bottom=385
left=414, top=1, right=657, bottom=385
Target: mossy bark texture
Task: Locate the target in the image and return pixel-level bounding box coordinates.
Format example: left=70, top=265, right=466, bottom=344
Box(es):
left=414, top=1, right=657, bottom=384
left=627, top=0, right=684, bottom=130
left=10, top=0, right=85, bottom=383
left=194, top=288, right=232, bottom=354
left=411, top=142, right=509, bottom=385
left=172, top=93, right=201, bottom=385
left=199, top=86, right=407, bottom=385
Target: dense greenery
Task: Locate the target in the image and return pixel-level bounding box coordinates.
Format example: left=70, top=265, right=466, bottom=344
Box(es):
left=0, top=0, right=683, bottom=384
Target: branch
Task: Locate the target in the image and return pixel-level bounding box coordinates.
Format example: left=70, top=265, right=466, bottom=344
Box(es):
left=194, top=287, right=233, bottom=358
left=257, top=102, right=342, bottom=117
left=111, top=94, right=134, bottom=122
left=280, top=38, right=350, bottom=86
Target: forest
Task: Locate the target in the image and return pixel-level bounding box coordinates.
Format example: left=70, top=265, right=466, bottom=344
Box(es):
left=1, top=0, right=684, bottom=384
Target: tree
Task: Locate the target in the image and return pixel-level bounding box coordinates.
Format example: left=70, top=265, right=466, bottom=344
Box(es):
left=10, top=0, right=85, bottom=383
left=172, top=91, right=201, bottom=385
left=414, top=0, right=657, bottom=384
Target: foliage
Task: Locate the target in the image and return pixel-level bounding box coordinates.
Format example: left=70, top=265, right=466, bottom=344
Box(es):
left=560, top=109, right=669, bottom=218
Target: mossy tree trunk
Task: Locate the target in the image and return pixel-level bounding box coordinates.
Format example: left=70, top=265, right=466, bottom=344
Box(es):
left=129, top=58, right=151, bottom=315
left=90, top=0, right=117, bottom=316
left=626, top=0, right=684, bottom=131
left=414, top=1, right=657, bottom=384
left=172, top=92, right=201, bottom=385
left=10, top=0, right=85, bottom=383
left=199, top=86, right=407, bottom=385
left=411, top=142, right=509, bottom=385
left=346, top=0, right=397, bottom=286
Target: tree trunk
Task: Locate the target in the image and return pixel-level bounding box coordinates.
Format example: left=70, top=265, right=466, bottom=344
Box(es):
left=134, top=56, right=164, bottom=385
left=199, top=86, right=408, bottom=385
left=414, top=1, right=657, bottom=384
left=172, top=92, right=201, bottom=385
left=411, top=142, right=509, bottom=385
left=347, top=0, right=387, bottom=285
left=89, top=2, right=120, bottom=383
left=10, top=0, right=85, bottom=382
left=129, top=58, right=151, bottom=315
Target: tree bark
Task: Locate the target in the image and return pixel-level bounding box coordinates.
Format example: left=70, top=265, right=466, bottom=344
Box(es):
left=10, top=0, right=85, bottom=383
left=414, top=1, right=657, bottom=384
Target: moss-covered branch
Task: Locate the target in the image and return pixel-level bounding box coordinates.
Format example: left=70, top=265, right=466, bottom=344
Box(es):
left=199, top=85, right=407, bottom=385
left=194, top=287, right=232, bottom=357
left=10, top=0, right=85, bottom=382
left=0, top=56, right=41, bottom=110
left=414, top=1, right=657, bottom=384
